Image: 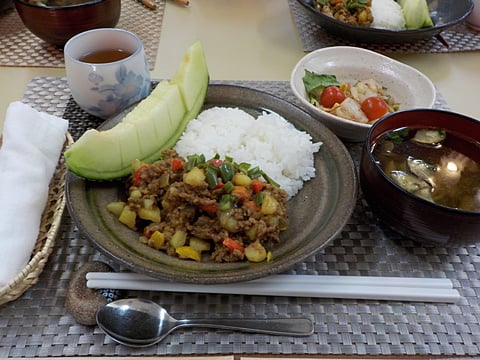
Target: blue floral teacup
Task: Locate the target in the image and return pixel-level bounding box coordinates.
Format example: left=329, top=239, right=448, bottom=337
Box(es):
left=64, top=28, right=151, bottom=119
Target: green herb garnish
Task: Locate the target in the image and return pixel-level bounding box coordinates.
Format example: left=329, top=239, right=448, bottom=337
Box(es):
left=302, top=70, right=340, bottom=106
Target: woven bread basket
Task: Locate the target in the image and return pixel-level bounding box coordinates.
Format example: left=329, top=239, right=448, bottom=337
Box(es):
left=0, top=133, right=73, bottom=305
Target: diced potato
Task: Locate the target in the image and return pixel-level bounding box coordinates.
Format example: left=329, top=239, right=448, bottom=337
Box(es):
left=245, top=241, right=267, bottom=263
left=118, top=205, right=137, bottom=230
left=138, top=207, right=161, bottom=223
left=129, top=189, right=142, bottom=199
left=261, top=193, right=279, bottom=215
left=106, top=201, right=126, bottom=217
left=189, top=237, right=211, bottom=252
left=176, top=246, right=201, bottom=261
left=131, top=159, right=143, bottom=172
left=218, top=210, right=239, bottom=232
left=183, top=166, right=206, bottom=186
left=245, top=223, right=258, bottom=241
left=148, top=230, right=165, bottom=249
left=232, top=173, right=252, bottom=187
left=143, top=198, right=155, bottom=209
left=158, top=173, right=170, bottom=188
left=170, top=229, right=187, bottom=248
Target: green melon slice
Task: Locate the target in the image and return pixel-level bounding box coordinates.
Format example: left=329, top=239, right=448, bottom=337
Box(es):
left=65, top=41, right=209, bottom=180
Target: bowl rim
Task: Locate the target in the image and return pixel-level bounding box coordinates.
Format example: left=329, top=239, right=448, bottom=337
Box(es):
left=290, top=46, right=436, bottom=130
left=364, top=108, right=480, bottom=216
left=14, top=0, right=108, bottom=9
left=295, top=0, right=474, bottom=35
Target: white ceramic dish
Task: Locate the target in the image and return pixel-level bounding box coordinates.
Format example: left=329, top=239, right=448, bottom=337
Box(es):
left=290, top=46, right=436, bottom=142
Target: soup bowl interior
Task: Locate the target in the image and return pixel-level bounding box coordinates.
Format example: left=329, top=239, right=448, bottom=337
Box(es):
left=360, top=109, right=480, bottom=245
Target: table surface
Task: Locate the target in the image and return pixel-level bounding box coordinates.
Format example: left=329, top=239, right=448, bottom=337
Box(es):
left=1, top=1, right=480, bottom=358
left=0, top=0, right=479, bottom=128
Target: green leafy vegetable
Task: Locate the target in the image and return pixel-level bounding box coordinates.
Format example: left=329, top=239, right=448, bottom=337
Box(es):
left=387, top=128, right=410, bottom=144
left=313, top=0, right=370, bottom=10
left=345, top=0, right=370, bottom=10
left=302, top=70, right=340, bottom=105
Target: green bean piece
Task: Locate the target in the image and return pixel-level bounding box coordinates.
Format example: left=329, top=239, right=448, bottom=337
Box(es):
left=186, top=154, right=206, bottom=171
left=205, top=166, right=219, bottom=188
left=219, top=194, right=236, bottom=211
left=255, top=192, right=264, bottom=205
left=223, top=181, right=234, bottom=193
left=220, top=162, right=235, bottom=183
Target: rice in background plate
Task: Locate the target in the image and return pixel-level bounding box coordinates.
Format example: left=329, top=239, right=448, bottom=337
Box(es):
left=174, top=107, right=322, bottom=199
left=371, top=0, right=406, bottom=30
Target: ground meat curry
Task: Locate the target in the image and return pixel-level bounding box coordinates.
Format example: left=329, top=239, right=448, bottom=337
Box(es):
left=313, top=0, right=373, bottom=27
left=107, top=150, right=289, bottom=263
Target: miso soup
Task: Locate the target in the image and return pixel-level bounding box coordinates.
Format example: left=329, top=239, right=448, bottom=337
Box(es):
left=372, top=127, right=480, bottom=212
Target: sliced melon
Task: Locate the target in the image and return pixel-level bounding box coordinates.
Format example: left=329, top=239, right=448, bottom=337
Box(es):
left=65, top=41, right=209, bottom=180
left=171, top=41, right=209, bottom=111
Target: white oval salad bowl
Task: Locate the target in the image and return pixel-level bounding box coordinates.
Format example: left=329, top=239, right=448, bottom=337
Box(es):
left=290, top=46, right=436, bottom=142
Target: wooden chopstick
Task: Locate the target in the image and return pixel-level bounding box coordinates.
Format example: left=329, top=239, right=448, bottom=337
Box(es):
left=139, top=0, right=156, bottom=10
left=172, top=0, right=190, bottom=6
left=138, top=0, right=190, bottom=10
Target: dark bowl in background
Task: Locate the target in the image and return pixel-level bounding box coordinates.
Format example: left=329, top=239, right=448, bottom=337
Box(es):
left=0, top=0, right=14, bottom=11
left=296, top=0, right=473, bottom=43
left=360, top=109, right=480, bottom=245
left=14, top=0, right=121, bottom=46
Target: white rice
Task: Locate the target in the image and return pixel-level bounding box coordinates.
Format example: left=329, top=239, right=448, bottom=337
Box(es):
left=371, top=0, right=406, bottom=30
left=174, top=107, right=322, bottom=199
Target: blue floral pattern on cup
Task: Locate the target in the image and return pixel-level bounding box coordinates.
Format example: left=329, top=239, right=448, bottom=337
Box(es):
left=85, top=63, right=151, bottom=118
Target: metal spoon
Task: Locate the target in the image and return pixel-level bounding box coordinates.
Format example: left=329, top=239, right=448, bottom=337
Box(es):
left=96, top=298, right=314, bottom=347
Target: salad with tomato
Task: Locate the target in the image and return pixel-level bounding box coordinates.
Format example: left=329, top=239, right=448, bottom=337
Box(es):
left=302, top=70, right=399, bottom=124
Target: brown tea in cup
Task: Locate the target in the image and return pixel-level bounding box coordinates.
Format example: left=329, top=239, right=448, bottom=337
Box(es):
left=79, top=49, right=133, bottom=64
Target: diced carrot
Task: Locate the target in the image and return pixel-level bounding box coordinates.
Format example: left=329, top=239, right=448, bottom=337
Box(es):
left=223, top=237, right=245, bottom=253
left=132, top=165, right=148, bottom=186
left=251, top=178, right=265, bottom=193
left=243, top=200, right=260, bottom=212
left=199, top=203, right=218, bottom=214
left=171, top=158, right=183, bottom=170
left=213, top=181, right=224, bottom=190
left=231, top=185, right=250, bottom=202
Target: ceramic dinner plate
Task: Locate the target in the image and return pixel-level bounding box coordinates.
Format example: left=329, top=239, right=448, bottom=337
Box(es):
left=65, top=84, right=358, bottom=284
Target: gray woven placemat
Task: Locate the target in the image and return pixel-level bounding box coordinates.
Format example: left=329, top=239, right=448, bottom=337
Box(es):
left=290, top=0, right=480, bottom=53
left=0, top=0, right=165, bottom=68
left=1, top=76, right=480, bottom=357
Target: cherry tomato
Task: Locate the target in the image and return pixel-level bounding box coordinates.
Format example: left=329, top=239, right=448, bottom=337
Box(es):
left=320, top=86, right=346, bottom=108
left=361, top=96, right=389, bottom=121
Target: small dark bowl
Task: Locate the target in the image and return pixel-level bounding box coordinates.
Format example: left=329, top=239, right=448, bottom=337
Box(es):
left=360, top=109, right=480, bottom=245
left=14, top=0, right=121, bottom=46
left=296, top=0, right=473, bottom=44
left=0, top=0, right=14, bottom=11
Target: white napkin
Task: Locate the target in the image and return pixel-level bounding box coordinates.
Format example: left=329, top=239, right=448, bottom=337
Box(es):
left=0, top=102, right=68, bottom=288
